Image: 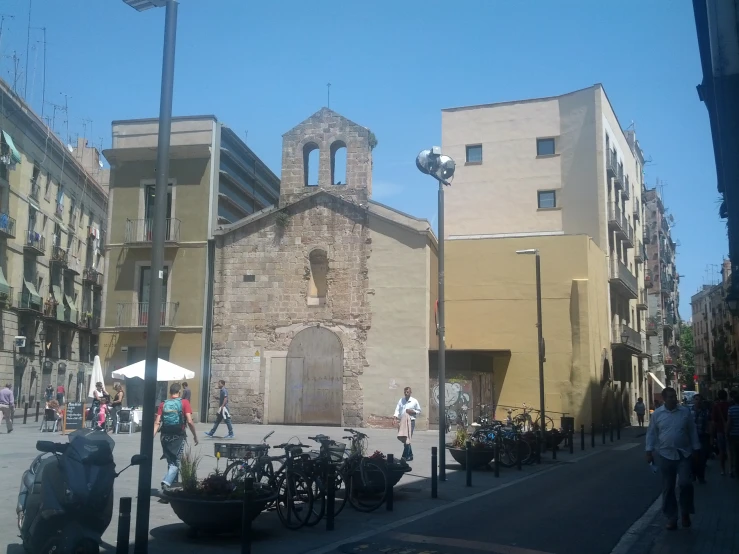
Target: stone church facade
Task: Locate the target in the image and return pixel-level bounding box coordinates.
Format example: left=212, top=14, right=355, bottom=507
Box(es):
left=209, top=109, right=437, bottom=429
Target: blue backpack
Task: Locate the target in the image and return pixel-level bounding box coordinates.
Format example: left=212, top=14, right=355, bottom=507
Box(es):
left=160, top=398, right=184, bottom=435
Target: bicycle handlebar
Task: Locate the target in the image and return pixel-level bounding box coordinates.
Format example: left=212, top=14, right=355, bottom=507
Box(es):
left=275, top=443, right=309, bottom=450
left=261, top=430, right=275, bottom=442
left=344, top=428, right=367, bottom=438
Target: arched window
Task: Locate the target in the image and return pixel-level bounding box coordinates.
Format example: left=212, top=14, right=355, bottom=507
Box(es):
left=308, top=249, right=328, bottom=306
left=330, top=141, right=347, bottom=185
left=303, top=143, right=319, bottom=187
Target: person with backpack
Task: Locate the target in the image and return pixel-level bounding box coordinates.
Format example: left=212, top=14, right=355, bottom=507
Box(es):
left=154, top=383, right=198, bottom=490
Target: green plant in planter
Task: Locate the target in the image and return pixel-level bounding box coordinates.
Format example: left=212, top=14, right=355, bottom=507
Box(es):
left=452, top=428, right=469, bottom=448
left=179, top=448, right=201, bottom=493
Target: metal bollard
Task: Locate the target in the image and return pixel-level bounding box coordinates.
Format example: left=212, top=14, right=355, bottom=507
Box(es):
left=591, top=423, right=595, bottom=448
left=23, top=402, right=28, bottom=424
left=569, top=428, right=574, bottom=455
left=535, top=431, right=542, bottom=464
left=386, top=454, right=394, bottom=510
left=617, top=420, right=621, bottom=440
left=326, top=463, right=336, bottom=531
left=241, top=478, right=254, bottom=554
left=464, top=441, right=472, bottom=487
left=494, top=435, right=500, bottom=478
left=610, top=423, right=614, bottom=443
left=116, top=497, right=132, bottom=554
left=35, top=402, right=40, bottom=423
left=581, top=424, right=585, bottom=451
left=431, top=447, right=438, bottom=498
left=516, top=434, right=522, bottom=471
left=602, top=423, right=606, bottom=445
left=552, top=442, right=557, bottom=460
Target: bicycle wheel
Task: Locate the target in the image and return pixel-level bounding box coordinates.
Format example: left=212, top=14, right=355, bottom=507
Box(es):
left=347, top=459, right=388, bottom=513
left=305, top=468, right=348, bottom=526
left=276, top=470, right=314, bottom=530
left=498, top=439, right=517, bottom=468
left=516, top=438, right=532, bottom=464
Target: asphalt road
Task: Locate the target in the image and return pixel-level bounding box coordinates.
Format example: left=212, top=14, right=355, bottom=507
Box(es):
left=338, top=434, right=660, bottom=554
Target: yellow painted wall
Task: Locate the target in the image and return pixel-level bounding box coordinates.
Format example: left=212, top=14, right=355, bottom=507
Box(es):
left=445, top=234, right=610, bottom=427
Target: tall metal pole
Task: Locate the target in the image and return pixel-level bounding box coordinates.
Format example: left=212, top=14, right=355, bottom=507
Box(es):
left=133, top=2, right=178, bottom=552
left=24, top=0, right=31, bottom=99
left=535, top=253, right=546, bottom=435
left=437, top=178, right=446, bottom=481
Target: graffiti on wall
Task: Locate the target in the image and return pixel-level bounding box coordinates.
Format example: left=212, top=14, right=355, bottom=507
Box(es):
left=429, top=379, right=472, bottom=425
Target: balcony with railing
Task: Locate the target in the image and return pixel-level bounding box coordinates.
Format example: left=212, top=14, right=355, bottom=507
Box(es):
left=65, top=256, right=81, bottom=276
left=29, top=179, right=40, bottom=201
left=661, top=278, right=675, bottom=293
left=634, top=240, right=644, bottom=263
left=645, top=268, right=653, bottom=288
left=609, top=257, right=638, bottom=299
left=24, top=230, right=45, bottom=256
left=0, top=212, right=16, bottom=239
left=607, top=149, right=618, bottom=178
left=82, top=267, right=103, bottom=287
left=79, top=310, right=102, bottom=331
left=617, top=162, right=624, bottom=187
left=50, top=246, right=69, bottom=267
left=124, top=218, right=181, bottom=246
left=622, top=175, right=631, bottom=199
left=646, top=316, right=659, bottom=336
left=0, top=285, right=12, bottom=309
left=633, top=200, right=640, bottom=221
left=116, top=302, right=180, bottom=328
left=637, top=290, right=648, bottom=311
left=612, top=322, right=642, bottom=353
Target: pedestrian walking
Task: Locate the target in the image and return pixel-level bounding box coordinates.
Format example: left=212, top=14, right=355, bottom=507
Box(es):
left=181, top=382, right=191, bottom=402
left=110, top=383, right=125, bottom=432
left=56, top=384, right=65, bottom=405
left=0, top=383, right=14, bottom=433
left=154, top=383, right=198, bottom=490
left=646, top=387, right=701, bottom=530
left=691, top=394, right=711, bottom=484
left=204, top=380, right=234, bottom=439
left=45, top=384, right=54, bottom=403
left=726, top=392, right=739, bottom=479
left=393, top=386, right=421, bottom=461
left=711, top=389, right=730, bottom=476
left=634, top=397, right=646, bottom=427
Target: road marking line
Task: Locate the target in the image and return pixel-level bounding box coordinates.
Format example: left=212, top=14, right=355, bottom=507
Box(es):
left=608, top=494, right=661, bottom=554
left=305, top=465, right=563, bottom=554
left=612, top=443, right=640, bottom=451
left=389, top=532, right=555, bottom=554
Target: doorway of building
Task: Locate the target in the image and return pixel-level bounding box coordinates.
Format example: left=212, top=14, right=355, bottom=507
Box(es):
left=285, top=327, right=343, bottom=425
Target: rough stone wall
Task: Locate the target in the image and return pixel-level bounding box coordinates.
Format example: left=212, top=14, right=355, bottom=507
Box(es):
left=280, top=108, right=372, bottom=207
left=211, top=193, right=371, bottom=425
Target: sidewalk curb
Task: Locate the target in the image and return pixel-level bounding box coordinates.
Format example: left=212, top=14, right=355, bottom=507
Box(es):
left=609, top=495, right=661, bottom=554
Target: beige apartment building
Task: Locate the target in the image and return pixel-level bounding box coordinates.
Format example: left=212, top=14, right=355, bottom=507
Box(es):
left=101, top=116, right=280, bottom=419
left=0, top=77, right=108, bottom=406
left=441, top=84, right=652, bottom=426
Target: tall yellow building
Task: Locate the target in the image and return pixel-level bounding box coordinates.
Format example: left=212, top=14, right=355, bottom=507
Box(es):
left=441, top=85, right=652, bottom=427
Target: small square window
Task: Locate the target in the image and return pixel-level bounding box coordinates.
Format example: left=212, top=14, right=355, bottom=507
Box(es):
left=466, top=144, right=482, bottom=163
left=537, top=138, right=556, bottom=156
left=538, top=190, right=556, bottom=209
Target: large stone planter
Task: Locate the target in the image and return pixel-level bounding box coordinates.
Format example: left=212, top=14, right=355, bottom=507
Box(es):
left=351, top=460, right=411, bottom=494
left=161, top=489, right=277, bottom=535
left=446, top=445, right=495, bottom=469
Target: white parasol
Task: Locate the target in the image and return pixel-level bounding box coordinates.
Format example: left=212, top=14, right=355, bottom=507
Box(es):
left=111, top=358, right=195, bottom=382
left=88, top=355, right=105, bottom=399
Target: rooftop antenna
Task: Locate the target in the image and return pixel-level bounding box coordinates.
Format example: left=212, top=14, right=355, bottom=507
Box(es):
left=5, top=51, right=23, bottom=93
left=24, top=0, right=32, bottom=99
left=30, top=26, right=46, bottom=118
left=244, top=130, right=248, bottom=145
left=0, top=13, right=15, bottom=57
left=327, top=82, right=331, bottom=108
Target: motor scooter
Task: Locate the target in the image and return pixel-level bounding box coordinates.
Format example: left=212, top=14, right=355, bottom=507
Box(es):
left=17, top=427, right=145, bottom=554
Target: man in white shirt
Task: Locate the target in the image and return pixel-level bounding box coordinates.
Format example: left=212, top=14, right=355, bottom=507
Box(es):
left=646, top=387, right=701, bottom=530
left=394, top=387, right=421, bottom=461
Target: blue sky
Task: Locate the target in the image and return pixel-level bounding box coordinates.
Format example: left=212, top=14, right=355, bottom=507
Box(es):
left=0, top=0, right=724, bottom=319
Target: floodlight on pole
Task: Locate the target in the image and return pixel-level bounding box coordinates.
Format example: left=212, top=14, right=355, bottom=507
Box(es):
left=416, top=147, right=455, bottom=482
left=122, top=1, right=179, bottom=553
left=516, top=248, right=547, bottom=443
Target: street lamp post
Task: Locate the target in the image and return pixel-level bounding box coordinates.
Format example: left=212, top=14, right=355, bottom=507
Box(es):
left=416, top=148, right=455, bottom=481
left=122, top=1, right=178, bottom=552
left=516, top=249, right=546, bottom=440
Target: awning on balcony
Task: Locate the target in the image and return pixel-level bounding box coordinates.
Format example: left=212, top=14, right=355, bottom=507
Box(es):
left=23, top=279, right=41, bottom=305
left=648, top=371, right=666, bottom=391
left=0, top=267, right=10, bottom=297
left=64, top=294, right=77, bottom=323
left=1, top=130, right=22, bottom=164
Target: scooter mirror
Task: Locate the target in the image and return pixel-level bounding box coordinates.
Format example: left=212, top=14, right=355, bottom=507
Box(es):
left=36, top=441, right=58, bottom=453
left=130, top=454, right=147, bottom=466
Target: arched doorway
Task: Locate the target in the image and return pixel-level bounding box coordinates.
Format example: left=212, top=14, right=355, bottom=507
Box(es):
left=285, top=327, right=343, bottom=425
